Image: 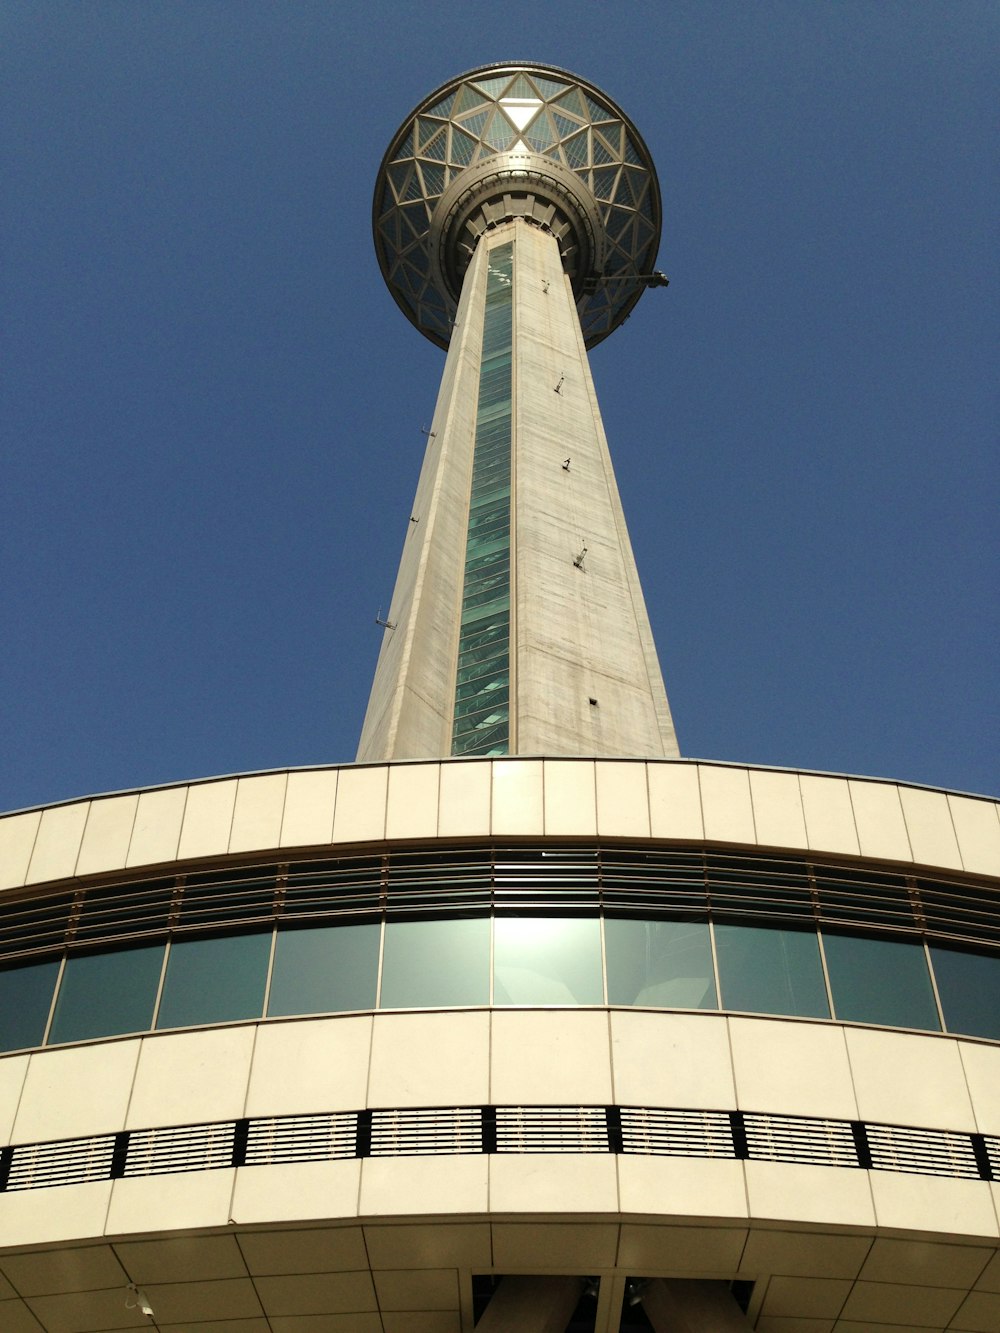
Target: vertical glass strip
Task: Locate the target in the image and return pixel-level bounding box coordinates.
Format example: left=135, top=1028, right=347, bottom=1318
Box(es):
left=451, top=241, right=513, bottom=756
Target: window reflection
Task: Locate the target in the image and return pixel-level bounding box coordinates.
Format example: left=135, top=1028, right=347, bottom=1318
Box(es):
left=823, top=932, right=940, bottom=1030
left=605, top=918, right=716, bottom=1008
left=50, top=943, right=164, bottom=1043
left=156, top=931, right=270, bottom=1029
left=0, top=958, right=59, bottom=1050
left=380, top=917, right=489, bottom=1008
left=494, top=916, right=603, bottom=1004
left=930, top=944, right=1000, bottom=1039
left=716, top=924, right=829, bottom=1019
left=268, top=922, right=379, bottom=1017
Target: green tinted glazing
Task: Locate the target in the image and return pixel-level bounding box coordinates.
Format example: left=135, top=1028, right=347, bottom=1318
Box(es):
left=823, top=932, right=940, bottom=1029
left=931, top=945, right=1000, bottom=1039
left=452, top=241, right=513, bottom=757
left=0, top=958, right=59, bottom=1050
left=380, top=917, right=490, bottom=1007
left=49, top=943, right=164, bottom=1043
left=268, top=923, right=380, bottom=1017
left=605, top=918, right=716, bottom=1008
left=156, top=931, right=270, bottom=1029
left=494, top=916, right=603, bottom=1004
left=715, top=924, right=829, bottom=1018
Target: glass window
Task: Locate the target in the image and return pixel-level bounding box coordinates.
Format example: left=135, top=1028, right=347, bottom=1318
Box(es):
left=156, top=931, right=270, bottom=1029
left=268, top=922, right=379, bottom=1017
left=823, top=932, right=939, bottom=1030
left=930, top=945, right=1000, bottom=1040
left=380, top=916, right=489, bottom=1008
left=715, top=924, right=829, bottom=1018
left=0, top=958, right=59, bottom=1050
left=494, top=916, right=603, bottom=1005
left=49, top=943, right=164, bottom=1044
left=605, top=918, right=716, bottom=1008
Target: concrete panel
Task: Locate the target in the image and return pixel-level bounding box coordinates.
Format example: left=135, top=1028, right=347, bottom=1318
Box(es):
left=367, top=1011, right=489, bottom=1109
left=729, top=1018, right=858, bottom=1120
left=0, top=1055, right=29, bottom=1145
left=611, top=1012, right=736, bottom=1110
left=845, top=1028, right=976, bottom=1132
left=0, top=1181, right=113, bottom=1249
left=254, top=1270, right=376, bottom=1317
left=647, top=763, right=703, bottom=840
left=76, top=794, right=139, bottom=877
left=596, top=761, right=650, bottom=838
left=739, top=1229, right=871, bottom=1280
left=699, top=766, right=755, bottom=846
left=363, top=1222, right=491, bottom=1271
left=125, top=1026, right=255, bottom=1129
left=748, top=769, right=807, bottom=850
left=106, top=1168, right=236, bottom=1237
left=759, top=1275, right=852, bottom=1319
left=617, top=1223, right=748, bottom=1275
left=745, top=1160, right=875, bottom=1228
left=543, top=760, right=597, bottom=836
left=899, top=785, right=963, bottom=870
left=949, top=795, right=1000, bottom=875
left=126, top=785, right=187, bottom=868
left=360, top=1155, right=488, bottom=1218
left=374, top=1270, right=458, bottom=1312
left=869, top=1171, right=999, bottom=1239
left=0, top=810, right=41, bottom=891
left=25, top=801, right=89, bottom=886
left=438, top=760, right=491, bottom=837
left=840, top=1279, right=964, bottom=1328
left=858, top=1236, right=996, bottom=1289
left=491, top=1010, right=612, bottom=1104
left=331, top=765, right=387, bottom=844
left=491, top=759, right=543, bottom=835
left=492, top=1223, right=619, bottom=1271
left=279, top=769, right=338, bottom=848
left=617, top=1155, right=747, bottom=1219
left=13, top=1040, right=140, bottom=1141
left=231, top=1159, right=361, bottom=1225
left=799, top=775, right=859, bottom=856
left=848, top=780, right=912, bottom=862
left=246, top=1017, right=372, bottom=1117
left=176, top=780, right=238, bottom=862
left=385, top=763, right=440, bottom=841
left=229, top=773, right=287, bottom=853
left=237, top=1226, right=368, bottom=1275
left=958, top=1041, right=1000, bottom=1137
left=488, top=1153, right=618, bottom=1214
left=0, top=1244, right=127, bottom=1295
left=114, top=1233, right=248, bottom=1282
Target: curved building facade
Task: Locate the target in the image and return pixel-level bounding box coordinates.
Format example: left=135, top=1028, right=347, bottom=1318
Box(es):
left=2, top=63, right=998, bottom=1333
left=0, top=759, right=999, bottom=1331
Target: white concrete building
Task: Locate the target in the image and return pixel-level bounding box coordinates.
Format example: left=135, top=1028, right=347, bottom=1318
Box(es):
left=0, top=63, right=998, bottom=1333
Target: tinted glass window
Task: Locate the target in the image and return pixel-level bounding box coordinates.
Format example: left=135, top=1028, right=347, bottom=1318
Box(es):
left=823, top=932, right=939, bottom=1029
left=930, top=945, right=1000, bottom=1040
left=715, top=924, right=829, bottom=1018
left=156, top=931, right=270, bottom=1028
left=605, top=918, right=716, bottom=1008
left=0, top=959, right=59, bottom=1050
left=49, top=944, right=164, bottom=1044
left=380, top=916, right=489, bottom=1008
left=494, top=916, right=603, bottom=1004
left=268, top=922, right=379, bottom=1016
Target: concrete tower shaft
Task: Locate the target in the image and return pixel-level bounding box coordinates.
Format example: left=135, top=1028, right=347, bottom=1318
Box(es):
left=358, top=221, right=678, bottom=761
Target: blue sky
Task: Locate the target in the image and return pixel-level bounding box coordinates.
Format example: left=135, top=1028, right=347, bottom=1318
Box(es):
left=2, top=0, right=997, bottom=811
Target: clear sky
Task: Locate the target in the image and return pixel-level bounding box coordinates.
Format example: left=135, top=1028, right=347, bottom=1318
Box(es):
left=2, top=1, right=997, bottom=812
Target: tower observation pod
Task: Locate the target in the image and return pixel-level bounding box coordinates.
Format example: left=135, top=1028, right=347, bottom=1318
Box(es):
left=359, top=63, right=679, bottom=762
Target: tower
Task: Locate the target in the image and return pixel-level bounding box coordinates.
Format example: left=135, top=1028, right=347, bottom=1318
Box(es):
left=359, top=63, right=677, bottom=763
left=0, top=61, right=998, bottom=1333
